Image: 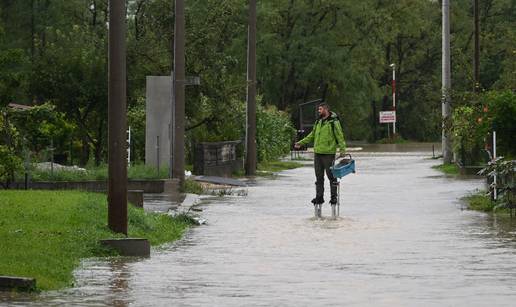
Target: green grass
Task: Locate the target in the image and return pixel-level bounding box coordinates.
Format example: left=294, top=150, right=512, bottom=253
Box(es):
left=0, top=190, right=194, bottom=291
left=432, top=163, right=460, bottom=175
left=26, top=163, right=170, bottom=182
left=463, top=191, right=511, bottom=214
left=182, top=178, right=205, bottom=194
left=465, top=193, right=496, bottom=212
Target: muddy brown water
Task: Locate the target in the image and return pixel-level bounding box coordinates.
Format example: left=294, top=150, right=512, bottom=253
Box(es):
left=3, top=144, right=516, bottom=306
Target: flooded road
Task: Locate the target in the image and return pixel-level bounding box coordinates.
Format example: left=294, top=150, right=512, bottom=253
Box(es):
left=4, top=145, right=516, bottom=306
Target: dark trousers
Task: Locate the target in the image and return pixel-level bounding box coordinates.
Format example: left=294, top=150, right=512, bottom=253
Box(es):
left=314, top=153, right=338, bottom=198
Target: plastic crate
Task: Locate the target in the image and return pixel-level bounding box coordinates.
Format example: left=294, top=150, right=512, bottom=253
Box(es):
left=330, top=155, right=356, bottom=179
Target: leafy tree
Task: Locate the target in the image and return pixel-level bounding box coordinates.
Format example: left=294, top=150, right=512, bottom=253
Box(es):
left=0, top=0, right=514, bottom=167
left=8, top=102, right=75, bottom=162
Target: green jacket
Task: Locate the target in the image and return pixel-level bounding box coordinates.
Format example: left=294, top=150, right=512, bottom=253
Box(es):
left=298, top=112, right=346, bottom=154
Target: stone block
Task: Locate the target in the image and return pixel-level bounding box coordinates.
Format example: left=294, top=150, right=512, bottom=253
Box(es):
left=0, top=276, right=36, bottom=291
left=100, top=238, right=150, bottom=257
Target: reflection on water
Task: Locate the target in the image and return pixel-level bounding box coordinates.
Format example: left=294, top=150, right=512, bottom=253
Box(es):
left=2, top=145, right=516, bottom=306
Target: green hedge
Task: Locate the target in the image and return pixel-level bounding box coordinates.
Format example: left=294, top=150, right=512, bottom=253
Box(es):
left=256, top=105, right=296, bottom=162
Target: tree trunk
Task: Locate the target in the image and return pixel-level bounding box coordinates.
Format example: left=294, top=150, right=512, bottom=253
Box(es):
left=94, top=119, right=104, bottom=166
left=80, top=137, right=90, bottom=166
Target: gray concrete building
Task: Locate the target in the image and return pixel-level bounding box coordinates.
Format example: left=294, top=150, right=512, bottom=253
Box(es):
left=145, top=76, right=172, bottom=168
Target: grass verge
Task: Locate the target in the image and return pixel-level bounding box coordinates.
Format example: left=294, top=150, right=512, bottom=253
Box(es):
left=0, top=190, right=194, bottom=291
left=464, top=192, right=496, bottom=212
left=432, top=163, right=460, bottom=175
left=26, top=163, right=170, bottom=182
left=463, top=191, right=511, bottom=214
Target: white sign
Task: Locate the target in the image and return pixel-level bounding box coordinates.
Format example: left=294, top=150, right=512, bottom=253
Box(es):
left=379, top=111, right=396, bottom=123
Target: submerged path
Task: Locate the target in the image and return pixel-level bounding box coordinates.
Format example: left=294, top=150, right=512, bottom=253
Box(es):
left=5, top=145, right=516, bottom=306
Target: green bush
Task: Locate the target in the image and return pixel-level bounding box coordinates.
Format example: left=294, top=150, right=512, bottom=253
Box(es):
left=0, top=145, right=22, bottom=187
left=487, top=90, right=516, bottom=158
left=452, top=90, right=516, bottom=165
left=479, top=157, right=515, bottom=210
left=189, top=99, right=296, bottom=163
left=452, top=104, right=486, bottom=165
left=256, top=105, right=296, bottom=162
left=0, top=108, right=23, bottom=187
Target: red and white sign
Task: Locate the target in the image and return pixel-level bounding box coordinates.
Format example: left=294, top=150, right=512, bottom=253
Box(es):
left=379, top=111, right=396, bottom=123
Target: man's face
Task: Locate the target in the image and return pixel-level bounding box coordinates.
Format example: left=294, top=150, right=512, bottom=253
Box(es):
left=318, top=106, right=329, bottom=117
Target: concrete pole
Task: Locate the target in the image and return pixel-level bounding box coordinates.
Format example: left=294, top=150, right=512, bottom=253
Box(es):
left=391, top=64, right=396, bottom=135
left=108, top=0, right=128, bottom=234
left=172, top=0, right=186, bottom=183
left=245, top=0, right=257, bottom=176
left=442, top=0, right=453, bottom=164
left=474, top=0, right=480, bottom=92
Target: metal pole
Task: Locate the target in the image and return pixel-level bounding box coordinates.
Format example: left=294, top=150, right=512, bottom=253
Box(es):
left=127, top=126, right=131, bottom=167
left=245, top=0, right=257, bottom=176
left=50, top=138, right=54, bottom=180
left=493, top=131, right=497, bottom=200
left=172, top=0, right=186, bottom=183
left=157, top=135, right=160, bottom=177
left=442, top=0, right=453, bottom=164
left=392, top=65, right=396, bottom=135
left=474, top=0, right=480, bottom=92
left=108, top=0, right=128, bottom=234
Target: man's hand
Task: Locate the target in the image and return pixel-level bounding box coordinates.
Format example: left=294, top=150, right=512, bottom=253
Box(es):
left=338, top=151, right=346, bottom=158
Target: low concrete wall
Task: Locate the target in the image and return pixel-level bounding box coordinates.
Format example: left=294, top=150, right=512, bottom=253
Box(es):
left=194, top=141, right=242, bottom=177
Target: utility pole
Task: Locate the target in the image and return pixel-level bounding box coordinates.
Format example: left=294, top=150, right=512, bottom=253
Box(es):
left=172, top=0, right=186, bottom=183
left=473, top=0, right=480, bottom=92
left=245, top=0, right=257, bottom=176
left=390, top=63, right=396, bottom=135
left=442, top=0, right=453, bottom=164
left=108, top=0, right=128, bottom=234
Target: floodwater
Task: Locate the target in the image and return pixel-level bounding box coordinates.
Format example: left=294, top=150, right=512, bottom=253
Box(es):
left=3, top=144, right=516, bottom=306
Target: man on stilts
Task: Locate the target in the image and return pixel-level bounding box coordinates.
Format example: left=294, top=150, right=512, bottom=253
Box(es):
left=295, top=102, right=346, bottom=206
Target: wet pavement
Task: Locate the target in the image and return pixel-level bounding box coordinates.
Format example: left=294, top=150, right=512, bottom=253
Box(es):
left=3, top=144, right=516, bottom=306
